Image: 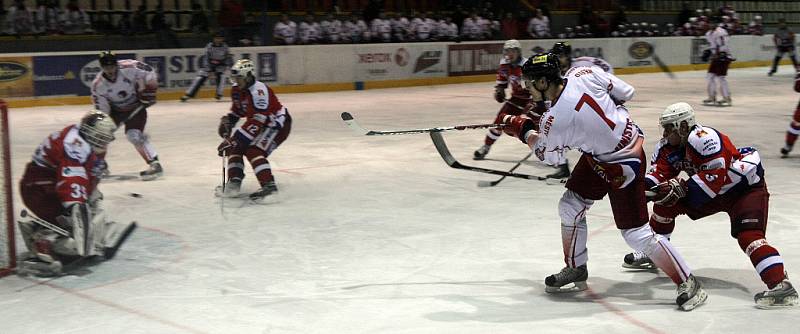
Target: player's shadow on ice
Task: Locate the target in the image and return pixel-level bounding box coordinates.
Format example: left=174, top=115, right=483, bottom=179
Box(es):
left=423, top=269, right=755, bottom=323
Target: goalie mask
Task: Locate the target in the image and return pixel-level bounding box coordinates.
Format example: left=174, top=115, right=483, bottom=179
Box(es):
left=79, top=111, right=117, bottom=153
left=660, top=102, right=696, bottom=145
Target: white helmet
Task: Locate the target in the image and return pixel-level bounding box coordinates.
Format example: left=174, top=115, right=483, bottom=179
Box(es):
left=660, top=102, right=696, bottom=131
left=230, top=59, right=255, bottom=78
left=503, top=39, right=521, bottom=50
left=79, top=110, right=116, bottom=153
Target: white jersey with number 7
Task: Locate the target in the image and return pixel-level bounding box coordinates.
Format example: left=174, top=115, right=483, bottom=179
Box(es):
left=534, top=66, right=639, bottom=165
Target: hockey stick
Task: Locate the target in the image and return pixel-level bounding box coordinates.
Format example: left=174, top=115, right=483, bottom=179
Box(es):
left=220, top=151, right=227, bottom=215
left=341, top=112, right=502, bottom=136
left=477, top=151, right=533, bottom=187
left=429, top=132, right=566, bottom=183
left=111, top=103, right=148, bottom=133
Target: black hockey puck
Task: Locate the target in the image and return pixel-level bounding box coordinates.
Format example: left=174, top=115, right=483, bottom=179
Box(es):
left=129, top=193, right=142, bottom=198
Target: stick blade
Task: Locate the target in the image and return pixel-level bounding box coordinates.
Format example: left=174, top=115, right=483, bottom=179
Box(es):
left=477, top=180, right=495, bottom=187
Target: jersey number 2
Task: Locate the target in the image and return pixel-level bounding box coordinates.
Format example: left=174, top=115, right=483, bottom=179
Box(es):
left=574, top=93, right=615, bottom=130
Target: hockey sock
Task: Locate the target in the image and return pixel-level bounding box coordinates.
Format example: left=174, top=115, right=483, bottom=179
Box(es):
left=126, top=129, right=158, bottom=163
left=791, top=55, right=799, bottom=68
left=561, top=219, right=588, bottom=268
left=624, top=224, right=691, bottom=284
left=185, top=74, right=208, bottom=97
left=246, top=148, right=275, bottom=184
left=787, top=107, right=800, bottom=146
left=771, top=56, right=781, bottom=72
left=484, top=128, right=502, bottom=146
left=738, top=230, right=786, bottom=289
left=227, top=154, right=245, bottom=181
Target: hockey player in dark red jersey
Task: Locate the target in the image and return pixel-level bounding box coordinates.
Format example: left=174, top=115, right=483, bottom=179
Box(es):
left=622, top=102, right=798, bottom=309
left=473, top=39, right=532, bottom=161
left=216, top=59, right=292, bottom=200
left=18, top=111, right=135, bottom=276
left=780, top=67, right=800, bottom=157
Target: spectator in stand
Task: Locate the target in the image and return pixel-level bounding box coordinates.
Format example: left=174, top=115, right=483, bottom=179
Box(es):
left=61, top=0, right=91, bottom=34
left=438, top=16, right=458, bottom=41
left=677, top=2, right=692, bottom=26
left=298, top=13, right=320, bottom=45
left=151, top=5, right=179, bottom=48
left=273, top=13, right=297, bottom=45
left=4, top=0, right=34, bottom=35
left=578, top=4, right=597, bottom=33
left=131, top=5, right=149, bottom=34
left=390, top=12, right=409, bottom=42
left=219, top=0, right=245, bottom=46
left=342, top=13, right=368, bottom=43
left=189, top=3, right=209, bottom=34
left=461, top=12, right=483, bottom=41
left=371, top=11, right=391, bottom=43
left=240, top=13, right=262, bottom=46
left=34, top=0, right=61, bottom=35
left=500, top=12, right=518, bottom=39
left=452, top=5, right=467, bottom=32
left=486, top=12, right=500, bottom=40
left=117, top=12, right=133, bottom=36
left=409, top=12, right=431, bottom=41
left=610, top=5, right=628, bottom=30
left=748, top=15, right=763, bottom=36
left=320, top=12, right=342, bottom=44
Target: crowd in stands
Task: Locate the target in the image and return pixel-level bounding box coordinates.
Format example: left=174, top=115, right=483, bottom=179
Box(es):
left=0, top=0, right=778, bottom=45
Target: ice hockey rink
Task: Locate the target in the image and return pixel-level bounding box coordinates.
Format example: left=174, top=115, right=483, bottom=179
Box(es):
left=1, top=65, right=799, bottom=333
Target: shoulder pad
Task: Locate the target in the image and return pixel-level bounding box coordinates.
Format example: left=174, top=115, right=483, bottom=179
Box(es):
left=248, top=82, right=270, bottom=110
left=63, top=126, right=92, bottom=163
left=686, top=126, right=722, bottom=157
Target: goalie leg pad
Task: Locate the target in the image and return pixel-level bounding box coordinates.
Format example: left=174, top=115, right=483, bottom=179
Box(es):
left=559, top=190, right=593, bottom=267
left=622, top=224, right=691, bottom=285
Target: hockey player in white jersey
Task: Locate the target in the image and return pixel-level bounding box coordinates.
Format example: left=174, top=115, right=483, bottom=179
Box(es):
left=461, top=12, right=483, bottom=41
left=702, top=24, right=734, bottom=106
left=181, top=31, right=232, bottom=102
left=298, top=14, right=321, bottom=44
left=273, top=13, right=297, bottom=45
left=343, top=14, right=369, bottom=43
left=320, top=13, right=342, bottom=44
left=370, top=12, right=392, bottom=43
left=437, top=16, right=458, bottom=41
left=91, top=51, right=163, bottom=180
left=390, top=12, right=409, bottom=42
left=501, top=53, right=707, bottom=311
left=409, top=12, right=433, bottom=41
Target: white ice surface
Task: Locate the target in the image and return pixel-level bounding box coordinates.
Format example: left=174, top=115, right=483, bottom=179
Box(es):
left=1, top=65, right=799, bottom=334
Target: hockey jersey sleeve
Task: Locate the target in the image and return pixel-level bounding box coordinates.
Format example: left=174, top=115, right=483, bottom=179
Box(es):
left=685, top=127, right=735, bottom=207
left=595, top=69, right=635, bottom=103
left=130, top=61, right=159, bottom=104
left=91, top=78, right=112, bottom=114
left=645, top=140, right=680, bottom=188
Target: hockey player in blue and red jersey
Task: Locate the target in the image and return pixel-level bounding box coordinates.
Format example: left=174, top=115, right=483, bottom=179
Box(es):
left=621, top=102, right=798, bottom=309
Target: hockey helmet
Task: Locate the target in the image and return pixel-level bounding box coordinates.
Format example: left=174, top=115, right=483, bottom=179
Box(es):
left=503, top=39, right=521, bottom=50
left=99, top=51, right=117, bottom=66
left=230, top=59, right=255, bottom=78
left=522, top=53, right=562, bottom=84
left=660, top=102, right=696, bottom=135
left=79, top=111, right=117, bottom=152
left=550, top=42, right=572, bottom=56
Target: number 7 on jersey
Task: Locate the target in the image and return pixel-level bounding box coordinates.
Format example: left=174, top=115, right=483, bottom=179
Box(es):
left=574, top=93, right=615, bottom=130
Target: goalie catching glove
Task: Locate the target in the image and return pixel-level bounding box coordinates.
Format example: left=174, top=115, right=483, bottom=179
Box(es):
left=646, top=178, right=688, bottom=206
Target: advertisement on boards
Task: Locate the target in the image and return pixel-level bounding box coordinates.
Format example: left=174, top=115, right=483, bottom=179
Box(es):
left=32, top=53, right=135, bottom=96
left=448, top=43, right=504, bottom=76
left=0, top=56, right=34, bottom=97
left=355, top=44, right=446, bottom=81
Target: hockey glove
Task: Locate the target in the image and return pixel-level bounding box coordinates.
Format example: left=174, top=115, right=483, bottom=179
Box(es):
left=217, top=138, right=239, bottom=157
left=647, top=178, right=688, bottom=207
left=218, top=114, right=238, bottom=138
left=700, top=49, right=711, bottom=62
left=494, top=86, right=506, bottom=103
left=502, top=115, right=536, bottom=143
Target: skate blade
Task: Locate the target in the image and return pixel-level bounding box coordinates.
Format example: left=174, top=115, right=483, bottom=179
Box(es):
left=545, top=281, right=588, bottom=293
left=679, top=289, right=708, bottom=311
left=140, top=172, right=163, bottom=181
left=621, top=263, right=657, bottom=271
left=755, top=295, right=799, bottom=309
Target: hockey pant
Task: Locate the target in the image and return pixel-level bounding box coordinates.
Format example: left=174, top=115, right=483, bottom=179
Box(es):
left=185, top=70, right=226, bottom=98
left=227, top=114, right=292, bottom=186
left=771, top=48, right=798, bottom=73
left=786, top=101, right=800, bottom=147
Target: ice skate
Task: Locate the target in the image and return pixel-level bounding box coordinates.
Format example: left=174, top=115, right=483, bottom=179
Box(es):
left=215, top=94, right=223, bottom=101
left=702, top=97, right=716, bottom=106
left=768, top=70, right=775, bottom=77
left=139, top=160, right=163, bottom=181
left=622, top=251, right=656, bottom=270
left=545, top=264, right=588, bottom=293
left=473, top=144, right=491, bottom=160
left=755, top=278, right=799, bottom=309
left=547, top=163, right=571, bottom=179
left=717, top=96, right=732, bottom=107
left=676, top=274, right=708, bottom=311
left=215, top=179, right=242, bottom=198
left=249, top=181, right=278, bottom=201
left=180, top=95, right=190, bottom=102
left=781, top=144, right=793, bottom=158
